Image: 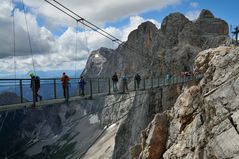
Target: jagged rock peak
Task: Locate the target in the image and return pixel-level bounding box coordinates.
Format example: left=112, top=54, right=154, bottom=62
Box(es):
left=127, top=21, right=158, bottom=41
left=198, top=9, right=215, bottom=19
left=161, top=12, right=190, bottom=33
left=195, top=9, right=228, bottom=35
left=137, top=21, right=158, bottom=31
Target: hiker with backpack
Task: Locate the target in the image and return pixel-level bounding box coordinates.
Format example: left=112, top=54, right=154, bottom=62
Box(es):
left=134, top=73, right=141, bottom=90
left=112, top=72, right=118, bottom=92
left=61, top=72, right=70, bottom=99
left=29, top=73, right=42, bottom=102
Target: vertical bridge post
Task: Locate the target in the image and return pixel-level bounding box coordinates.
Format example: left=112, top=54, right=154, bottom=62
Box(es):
left=151, top=78, right=153, bottom=88
left=20, top=79, right=23, bottom=103
left=90, top=78, right=93, bottom=99
left=54, top=79, right=57, bottom=99
left=143, top=78, right=146, bottom=90
left=98, top=78, right=100, bottom=93
left=108, top=78, right=111, bottom=95
left=32, top=78, right=36, bottom=107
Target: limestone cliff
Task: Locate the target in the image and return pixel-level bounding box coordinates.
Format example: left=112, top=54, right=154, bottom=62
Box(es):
left=80, top=9, right=230, bottom=159
left=131, top=45, right=239, bottom=159
left=0, top=9, right=232, bottom=159
left=164, top=45, right=239, bottom=159
left=82, top=9, right=228, bottom=79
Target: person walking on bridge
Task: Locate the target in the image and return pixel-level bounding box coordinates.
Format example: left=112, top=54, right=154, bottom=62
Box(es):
left=61, top=72, right=70, bottom=99
left=79, top=76, right=86, bottom=96
left=29, top=73, right=42, bottom=102
left=112, top=72, right=118, bottom=92
left=122, top=74, right=128, bottom=93
left=134, top=73, right=141, bottom=90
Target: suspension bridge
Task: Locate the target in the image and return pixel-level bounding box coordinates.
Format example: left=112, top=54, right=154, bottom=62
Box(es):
left=0, top=74, right=202, bottom=159
left=0, top=74, right=202, bottom=112
left=1, top=2, right=205, bottom=158
left=1, top=0, right=204, bottom=112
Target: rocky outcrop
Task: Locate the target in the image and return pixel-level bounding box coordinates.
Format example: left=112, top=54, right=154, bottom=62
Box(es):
left=80, top=9, right=230, bottom=159
left=0, top=96, right=106, bottom=158
left=0, top=9, right=231, bottom=159
left=163, top=46, right=239, bottom=158
left=140, top=113, right=168, bottom=159
left=196, top=9, right=228, bottom=35
left=113, top=86, right=183, bottom=158
left=83, top=9, right=229, bottom=79
left=0, top=92, right=26, bottom=105
left=128, top=46, right=239, bottom=159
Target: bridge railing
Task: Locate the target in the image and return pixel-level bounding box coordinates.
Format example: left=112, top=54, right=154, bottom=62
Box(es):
left=0, top=74, right=203, bottom=106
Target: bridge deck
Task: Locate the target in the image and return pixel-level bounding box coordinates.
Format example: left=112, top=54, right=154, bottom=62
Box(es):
left=0, top=92, right=108, bottom=112
left=0, top=75, right=202, bottom=112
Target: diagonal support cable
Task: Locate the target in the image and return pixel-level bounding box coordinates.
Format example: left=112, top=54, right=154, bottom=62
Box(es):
left=44, top=0, right=142, bottom=54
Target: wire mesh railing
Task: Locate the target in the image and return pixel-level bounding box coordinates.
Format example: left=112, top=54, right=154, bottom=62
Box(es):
left=0, top=74, right=203, bottom=107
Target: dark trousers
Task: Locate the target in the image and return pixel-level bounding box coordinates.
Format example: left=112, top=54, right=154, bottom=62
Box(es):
left=136, top=80, right=140, bottom=89
left=123, top=81, right=128, bottom=92
left=80, top=88, right=85, bottom=96
left=113, top=82, right=118, bottom=92
left=63, top=85, right=69, bottom=99
left=32, top=88, right=42, bottom=102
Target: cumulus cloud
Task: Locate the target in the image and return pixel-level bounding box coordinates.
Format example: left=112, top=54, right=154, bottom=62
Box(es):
left=0, top=0, right=176, bottom=74
left=0, top=15, right=161, bottom=73
left=0, top=0, right=54, bottom=58
left=20, top=0, right=181, bottom=27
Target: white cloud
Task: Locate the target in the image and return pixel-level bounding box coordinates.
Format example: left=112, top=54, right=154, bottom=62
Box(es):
left=0, top=0, right=54, bottom=58
left=0, top=16, right=161, bottom=74
left=185, top=10, right=200, bottom=21
left=0, top=0, right=171, bottom=75
left=21, top=0, right=181, bottom=28
left=190, top=2, right=199, bottom=8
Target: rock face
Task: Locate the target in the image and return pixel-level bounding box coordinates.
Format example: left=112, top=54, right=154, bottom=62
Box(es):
left=128, top=46, right=239, bottom=159
left=82, top=9, right=228, bottom=79
left=0, top=9, right=231, bottom=159
left=140, top=113, right=168, bottom=159
left=196, top=9, right=228, bottom=35
left=0, top=92, right=25, bottom=105
left=80, top=9, right=229, bottom=159
left=0, top=95, right=106, bottom=159
left=81, top=9, right=229, bottom=159
left=163, top=46, right=239, bottom=158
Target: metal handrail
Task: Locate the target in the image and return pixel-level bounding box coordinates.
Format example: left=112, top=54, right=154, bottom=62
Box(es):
left=0, top=74, right=203, bottom=109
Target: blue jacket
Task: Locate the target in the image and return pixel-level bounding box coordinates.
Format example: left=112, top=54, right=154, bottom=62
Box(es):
left=79, top=79, right=86, bottom=89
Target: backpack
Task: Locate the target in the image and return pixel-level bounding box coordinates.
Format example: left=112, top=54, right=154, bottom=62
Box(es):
left=112, top=75, right=118, bottom=82
left=123, top=76, right=128, bottom=81
left=135, top=74, right=141, bottom=80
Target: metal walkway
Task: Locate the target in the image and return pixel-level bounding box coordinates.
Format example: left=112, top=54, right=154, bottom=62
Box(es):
left=0, top=75, right=202, bottom=112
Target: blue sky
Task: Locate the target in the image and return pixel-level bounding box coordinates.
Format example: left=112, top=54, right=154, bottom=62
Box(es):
left=0, top=0, right=238, bottom=78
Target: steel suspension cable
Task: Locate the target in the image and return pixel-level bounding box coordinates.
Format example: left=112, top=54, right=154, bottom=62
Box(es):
left=74, top=21, right=79, bottom=79
left=11, top=0, right=17, bottom=90
left=44, top=0, right=142, bottom=54
left=53, top=0, right=145, bottom=55
left=53, top=0, right=121, bottom=42
left=21, top=0, right=36, bottom=75
left=45, top=0, right=116, bottom=41
left=82, top=21, right=90, bottom=55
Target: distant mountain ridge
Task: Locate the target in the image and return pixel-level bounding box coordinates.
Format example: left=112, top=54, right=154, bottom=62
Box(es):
left=82, top=9, right=228, bottom=79
left=0, top=70, right=82, bottom=79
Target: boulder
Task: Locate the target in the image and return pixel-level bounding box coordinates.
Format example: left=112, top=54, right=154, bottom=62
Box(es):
left=140, top=113, right=168, bottom=159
